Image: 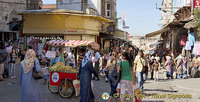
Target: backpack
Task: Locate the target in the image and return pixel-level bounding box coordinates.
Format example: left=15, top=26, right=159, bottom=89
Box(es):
left=0, top=49, right=8, bottom=64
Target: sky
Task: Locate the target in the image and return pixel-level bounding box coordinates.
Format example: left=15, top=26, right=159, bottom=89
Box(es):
left=42, top=0, right=162, bottom=36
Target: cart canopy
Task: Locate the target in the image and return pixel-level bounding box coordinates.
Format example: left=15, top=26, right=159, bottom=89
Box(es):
left=46, top=40, right=100, bottom=50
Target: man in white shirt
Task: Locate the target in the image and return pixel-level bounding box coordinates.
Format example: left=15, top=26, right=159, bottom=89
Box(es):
left=68, top=50, right=75, bottom=68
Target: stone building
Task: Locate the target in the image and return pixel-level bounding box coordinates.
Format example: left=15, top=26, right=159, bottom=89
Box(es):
left=0, top=0, right=42, bottom=41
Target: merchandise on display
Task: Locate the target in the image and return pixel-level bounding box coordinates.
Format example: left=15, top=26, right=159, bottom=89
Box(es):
left=48, top=62, right=78, bottom=73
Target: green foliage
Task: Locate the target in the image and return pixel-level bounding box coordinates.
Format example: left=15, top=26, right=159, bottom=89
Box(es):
left=194, top=8, right=200, bottom=36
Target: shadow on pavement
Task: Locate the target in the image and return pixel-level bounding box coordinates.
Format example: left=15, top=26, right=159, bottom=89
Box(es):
left=143, top=89, right=178, bottom=93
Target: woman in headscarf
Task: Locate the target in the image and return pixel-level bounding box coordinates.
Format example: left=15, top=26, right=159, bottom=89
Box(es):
left=20, top=49, right=42, bottom=102
left=165, top=56, right=174, bottom=79
left=79, top=51, right=98, bottom=102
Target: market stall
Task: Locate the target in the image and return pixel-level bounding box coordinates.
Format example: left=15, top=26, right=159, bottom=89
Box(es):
left=46, top=40, right=99, bottom=98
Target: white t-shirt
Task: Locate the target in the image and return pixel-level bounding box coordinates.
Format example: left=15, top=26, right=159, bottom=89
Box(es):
left=68, top=54, right=75, bottom=64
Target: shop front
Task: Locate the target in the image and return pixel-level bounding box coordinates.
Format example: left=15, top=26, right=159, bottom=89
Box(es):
left=18, top=9, right=110, bottom=49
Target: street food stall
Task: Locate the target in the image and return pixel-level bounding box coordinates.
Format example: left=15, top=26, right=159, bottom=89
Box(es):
left=46, top=40, right=99, bottom=98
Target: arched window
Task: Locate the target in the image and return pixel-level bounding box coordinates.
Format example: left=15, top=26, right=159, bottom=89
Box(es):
left=106, top=3, right=111, bottom=17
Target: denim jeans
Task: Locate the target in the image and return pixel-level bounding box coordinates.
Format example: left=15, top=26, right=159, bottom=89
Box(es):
left=177, top=74, right=183, bottom=79
left=9, top=63, right=16, bottom=77
left=108, top=75, right=117, bottom=98
left=136, top=71, right=146, bottom=91
left=182, top=66, right=187, bottom=78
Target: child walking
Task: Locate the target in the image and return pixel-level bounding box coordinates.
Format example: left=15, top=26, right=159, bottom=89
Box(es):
left=152, top=59, right=159, bottom=81
left=41, top=62, right=48, bottom=85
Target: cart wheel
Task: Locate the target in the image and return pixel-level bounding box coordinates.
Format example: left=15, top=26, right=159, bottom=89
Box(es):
left=58, top=79, right=74, bottom=98
left=48, top=81, right=59, bottom=94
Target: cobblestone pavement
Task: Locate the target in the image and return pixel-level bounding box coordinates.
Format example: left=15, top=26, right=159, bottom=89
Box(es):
left=0, top=65, right=199, bottom=102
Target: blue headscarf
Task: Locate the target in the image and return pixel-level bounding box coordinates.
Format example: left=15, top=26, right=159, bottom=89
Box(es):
left=82, top=51, right=93, bottom=68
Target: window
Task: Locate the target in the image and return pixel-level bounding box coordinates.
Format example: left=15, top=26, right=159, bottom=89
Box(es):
left=106, top=3, right=111, bottom=17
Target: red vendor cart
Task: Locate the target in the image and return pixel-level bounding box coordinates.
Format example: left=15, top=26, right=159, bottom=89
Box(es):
left=46, top=40, right=100, bottom=98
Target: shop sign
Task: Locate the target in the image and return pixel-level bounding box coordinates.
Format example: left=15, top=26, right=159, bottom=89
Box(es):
left=46, top=51, right=56, bottom=58
left=194, top=0, right=200, bottom=8
left=63, top=30, right=86, bottom=34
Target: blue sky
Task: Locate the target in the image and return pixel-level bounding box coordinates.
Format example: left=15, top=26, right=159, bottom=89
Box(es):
left=42, top=0, right=162, bottom=36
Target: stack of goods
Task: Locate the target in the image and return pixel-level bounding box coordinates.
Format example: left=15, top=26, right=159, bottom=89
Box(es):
left=48, top=62, right=79, bottom=73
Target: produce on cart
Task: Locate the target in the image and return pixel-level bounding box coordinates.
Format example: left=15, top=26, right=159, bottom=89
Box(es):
left=46, top=40, right=100, bottom=99
left=48, top=62, right=79, bottom=73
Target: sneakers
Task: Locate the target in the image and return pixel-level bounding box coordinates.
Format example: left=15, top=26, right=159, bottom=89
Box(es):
left=105, top=77, right=108, bottom=82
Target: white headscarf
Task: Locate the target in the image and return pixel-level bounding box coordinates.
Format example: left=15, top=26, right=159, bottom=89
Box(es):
left=82, top=51, right=93, bottom=68
left=21, top=49, right=36, bottom=73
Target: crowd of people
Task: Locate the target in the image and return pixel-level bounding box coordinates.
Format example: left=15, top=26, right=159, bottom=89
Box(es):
left=79, top=44, right=200, bottom=102
left=0, top=40, right=200, bottom=102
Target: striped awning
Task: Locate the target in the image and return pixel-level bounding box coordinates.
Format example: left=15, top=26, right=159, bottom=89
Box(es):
left=46, top=40, right=100, bottom=50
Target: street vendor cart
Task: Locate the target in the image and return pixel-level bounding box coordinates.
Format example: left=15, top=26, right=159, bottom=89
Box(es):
left=46, top=40, right=99, bottom=98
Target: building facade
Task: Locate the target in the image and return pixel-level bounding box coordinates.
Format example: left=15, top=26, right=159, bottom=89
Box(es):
left=0, top=0, right=42, bottom=41
left=130, top=35, right=161, bottom=53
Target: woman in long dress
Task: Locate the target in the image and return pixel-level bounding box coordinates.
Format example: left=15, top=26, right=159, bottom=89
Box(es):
left=20, top=49, right=42, bottom=102
left=79, top=51, right=98, bottom=102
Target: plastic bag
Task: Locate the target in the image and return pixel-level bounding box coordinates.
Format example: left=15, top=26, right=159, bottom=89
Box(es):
left=73, top=80, right=80, bottom=96
left=134, top=84, right=142, bottom=102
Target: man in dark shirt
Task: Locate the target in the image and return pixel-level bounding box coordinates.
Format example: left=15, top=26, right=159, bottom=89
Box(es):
left=78, top=47, right=86, bottom=67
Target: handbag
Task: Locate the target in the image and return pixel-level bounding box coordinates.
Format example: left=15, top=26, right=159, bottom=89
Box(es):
left=111, top=61, right=118, bottom=79
left=139, top=58, right=146, bottom=73
left=33, top=61, right=43, bottom=80
left=117, top=61, right=122, bottom=82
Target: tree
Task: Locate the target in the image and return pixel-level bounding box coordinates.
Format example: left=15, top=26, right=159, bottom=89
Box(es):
left=193, top=8, right=200, bottom=36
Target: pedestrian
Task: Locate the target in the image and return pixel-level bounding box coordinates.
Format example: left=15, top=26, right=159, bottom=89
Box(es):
left=20, top=50, right=26, bottom=61
left=41, top=61, right=48, bottom=85
left=191, top=54, right=200, bottom=78
left=133, top=50, right=148, bottom=92
left=106, top=55, right=118, bottom=102
left=0, top=48, right=7, bottom=81
left=51, top=51, right=62, bottom=66
left=182, top=56, right=188, bottom=79
left=64, top=53, right=69, bottom=66
left=155, top=54, right=160, bottom=69
left=119, top=52, right=134, bottom=102
left=41, top=50, right=46, bottom=59
left=78, top=47, right=86, bottom=67
left=94, top=50, right=101, bottom=81
left=152, top=59, right=159, bottom=81
left=43, top=57, right=50, bottom=67
left=165, top=56, right=173, bottom=79
left=68, top=50, right=75, bottom=68
left=79, top=51, right=98, bottom=102
left=175, top=54, right=183, bottom=79
left=9, top=48, right=18, bottom=79
left=102, top=54, right=108, bottom=82
left=148, top=55, right=154, bottom=80
left=20, top=49, right=42, bottom=102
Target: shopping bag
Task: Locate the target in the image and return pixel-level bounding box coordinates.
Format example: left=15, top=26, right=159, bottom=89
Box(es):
left=73, top=80, right=80, bottom=96
left=134, top=84, right=142, bottom=102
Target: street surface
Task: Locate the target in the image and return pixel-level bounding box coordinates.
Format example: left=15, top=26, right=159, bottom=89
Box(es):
left=0, top=65, right=200, bottom=102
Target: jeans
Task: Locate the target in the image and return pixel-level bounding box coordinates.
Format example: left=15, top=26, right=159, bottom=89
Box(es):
left=166, top=72, right=173, bottom=79
left=151, top=69, right=154, bottom=80
left=69, top=63, right=75, bottom=68
left=104, top=69, right=109, bottom=79
left=177, top=74, right=183, bottom=79
left=108, top=75, right=117, bottom=98
left=9, top=63, right=16, bottom=77
left=136, top=71, right=146, bottom=91
left=183, top=66, right=187, bottom=78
